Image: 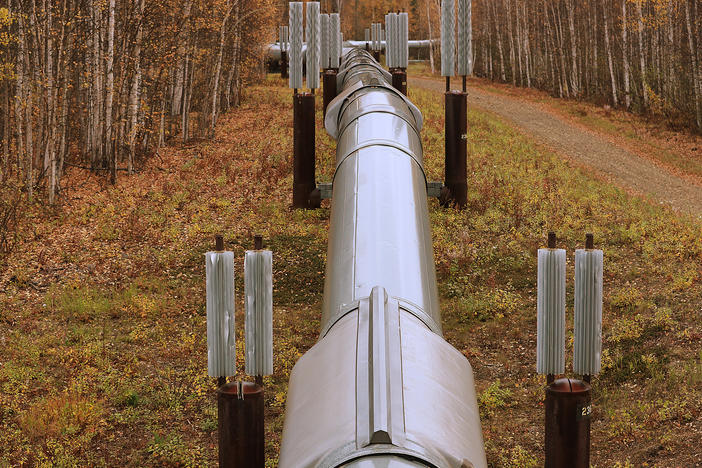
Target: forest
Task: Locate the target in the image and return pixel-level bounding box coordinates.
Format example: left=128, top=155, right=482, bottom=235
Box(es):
left=0, top=0, right=700, bottom=211
left=0, top=0, right=276, bottom=205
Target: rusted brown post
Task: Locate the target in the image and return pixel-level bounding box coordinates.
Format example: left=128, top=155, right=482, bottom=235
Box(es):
left=391, top=68, right=407, bottom=96
left=218, top=381, right=265, bottom=468
left=322, top=69, right=338, bottom=117
left=281, top=51, right=288, bottom=79
left=372, top=50, right=380, bottom=62
left=443, top=90, right=468, bottom=209
left=545, top=378, right=592, bottom=468
left=293, top=92, right=319, bottom=209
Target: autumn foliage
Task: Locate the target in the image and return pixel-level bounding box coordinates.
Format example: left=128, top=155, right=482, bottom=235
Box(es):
left=0, top=0, right=277, bottom=204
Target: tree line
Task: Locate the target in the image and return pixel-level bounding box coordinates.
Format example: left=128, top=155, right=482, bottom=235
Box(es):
left=0, top=0, right=276, bottom=204
left=470, top=0, right=702, bottom=131
left=287, top=0, right=701, bottom=133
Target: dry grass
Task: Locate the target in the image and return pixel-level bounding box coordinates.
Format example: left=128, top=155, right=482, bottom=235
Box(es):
left=0, top=73, right=700, bottom=467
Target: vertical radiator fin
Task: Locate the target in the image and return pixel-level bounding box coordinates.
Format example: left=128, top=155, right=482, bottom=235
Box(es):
left=206, top=251, right=236, bottom=377
left=457, top=0, right=472, bottom=76
left=330, top=13, right=340, bottom=68
left=245, top=250, right=274, bottom=377
left=306, top=2, right=320, bottom=89
left=320, top=13, right=329, bottom=69
left=400, top=12, right=409, bottom=69
left=537, top=248, right=566, bottom=375
left=573, top=249, right=603, bottom=376
left=288, top=2, right=303, bottom=89
left=441, top=0, right=456, bottom=76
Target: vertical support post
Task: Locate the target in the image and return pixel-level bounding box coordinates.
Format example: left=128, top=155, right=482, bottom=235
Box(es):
left=392, top=69, right=407, bottom=95
left=281, top=51, right=288, bottom=79
left=293, top=93, right=318, bottom=209
left=443, top=90, right=467, bottom=208
left=545, top=378, right=591, bottom=468
left=323, top=69, right=338, bottom=117
left=218, top=382, right=265, bottom=468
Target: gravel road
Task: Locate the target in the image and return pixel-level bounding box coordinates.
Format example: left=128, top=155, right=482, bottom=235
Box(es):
left=410, top=76, right=702, bottom=218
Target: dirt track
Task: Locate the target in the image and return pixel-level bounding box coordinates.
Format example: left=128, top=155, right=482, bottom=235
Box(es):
left=410, top=76, right=702, bottom=218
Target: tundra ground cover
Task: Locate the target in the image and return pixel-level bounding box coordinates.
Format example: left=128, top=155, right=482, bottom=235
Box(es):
left=0, top=75, right=700, bottom=467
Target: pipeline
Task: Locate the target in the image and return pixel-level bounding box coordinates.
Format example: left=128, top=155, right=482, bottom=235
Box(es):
left=278, top=48, right=487, bottom=468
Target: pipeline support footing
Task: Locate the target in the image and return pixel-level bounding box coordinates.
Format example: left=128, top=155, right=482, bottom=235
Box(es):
left=218, top=381, right=264, bottom=468
left=545, top=378, right=591, bottom=468
left=443, top=91, right=468, bottom=209
left=391, top=68, right=408, bottom=96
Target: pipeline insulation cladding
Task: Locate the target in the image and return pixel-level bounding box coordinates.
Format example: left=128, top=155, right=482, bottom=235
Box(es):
left=536, top=248, right=566, bottom=375
left=573, top=249, right=604, bottom=376
left=306, top=2, right=320, bottom=89
left=205, top=251, right=236, bottom=377
left=320, top=14, right=329, bottom=70
left=330, top=13, right=340, bottom=68
left=400, top=12, right=409, bottom=68
left=457, top=0, right=473, bottom=76
left=244, top=250, right=274, bottom=377
left=288, top=2, right=303, bottom=89
left=441, top=0, right=455, bottom=76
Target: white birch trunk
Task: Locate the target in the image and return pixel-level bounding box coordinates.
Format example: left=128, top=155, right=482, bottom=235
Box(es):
left=105, top=0, right=115, bottom=182
left=13, top=0, right=26, bottom=189
left=567, top=0, right=579, bottom=96
left=128, top=0, right=145, bottom=174
left=685, top=0, right=702, bottom=129
left=603, top=1, right=619, bottom=106
left=622, top=0, right=632, bottom=108
left=636, top=0, right=648, bottom=107
left=210, top=0, right=233, bottom=138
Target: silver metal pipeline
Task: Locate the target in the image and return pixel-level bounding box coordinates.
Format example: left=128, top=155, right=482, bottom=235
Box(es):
left=279, top=48, right=487, bottom=468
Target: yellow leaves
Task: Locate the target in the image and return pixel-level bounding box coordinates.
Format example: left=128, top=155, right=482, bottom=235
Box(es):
left=0, top=8, right=16, bottom=82
left=0, top=7, right=12, bottom=27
